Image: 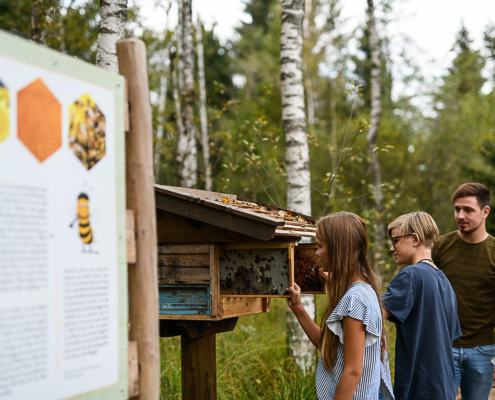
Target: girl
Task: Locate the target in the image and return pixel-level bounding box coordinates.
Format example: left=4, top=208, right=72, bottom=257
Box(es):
left=287, top=212, right=394, bottom=400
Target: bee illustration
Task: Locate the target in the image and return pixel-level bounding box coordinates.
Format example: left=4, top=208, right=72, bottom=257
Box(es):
left=70, top=193, right=96, bottom=253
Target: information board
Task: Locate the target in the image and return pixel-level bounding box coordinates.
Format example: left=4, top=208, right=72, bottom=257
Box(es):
left=0, top=31, right=127, bottom=400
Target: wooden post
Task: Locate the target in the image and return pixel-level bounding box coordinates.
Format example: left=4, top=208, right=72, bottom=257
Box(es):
left=182, top=334, right=217, bottom=400
left=117, top=38, right=159, bottom=400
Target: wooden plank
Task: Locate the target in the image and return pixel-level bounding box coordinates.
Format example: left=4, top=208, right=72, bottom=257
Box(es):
left=124, top=79, right=130, bottom=133
left=158, top=244, right=210, bottom=254
left=289, top=244, right=295, bottom=289
left=221, top=297, right=271, bottom=317
left=237, top=196, right=316, bottom=223
left=155, top=191, right=278, bottom=241
left=210, top=245, right=220, bottom=316
left=159, top=313, right=222, bottom=321
left=128, top=341, right=139, bottom=398
left=262, top=298, right=271, bottom=313
left=158, top=266, right=210, bottom=284
left=163, top=186, right=237, bottom=202
left=117, top=38, right=159, bottom=400
left=156, top=210, right=277, bottom=244
left=159, top=318, right=238, bottom=338
left=155, top=185, right=284, bottom=227
left=159, top=285, right=210, bottom=315
left=277, top=225, right=316, bottom=232
left=220, top=243, right=290, bottom=250
left=181, top=334, right=216, bottom=400
left=275, top=229, right=313, bottom=237
left=158, top=253, right=210, bottom=267
left=126, top=209, right=137, bottom=264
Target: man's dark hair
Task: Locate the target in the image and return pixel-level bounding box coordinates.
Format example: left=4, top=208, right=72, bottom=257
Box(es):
left=453, top=183, right=491, bottom=208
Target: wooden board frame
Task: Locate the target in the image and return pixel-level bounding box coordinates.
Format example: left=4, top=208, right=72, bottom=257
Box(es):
left=218, top=243, right=295, bottom=298
left=295, top=243, right=326, bottom=294
left=0, top=30, right=128, bottom=400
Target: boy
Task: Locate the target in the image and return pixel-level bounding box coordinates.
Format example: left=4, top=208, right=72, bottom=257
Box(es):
left=432, top=183, right=495, bottom=400
left=382, top=211, right=461, bottom=400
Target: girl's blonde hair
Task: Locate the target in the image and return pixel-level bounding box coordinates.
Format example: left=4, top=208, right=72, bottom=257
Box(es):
left=387, top=211, right=439, bottom=248
left=317, top=212, right=388, bottom=371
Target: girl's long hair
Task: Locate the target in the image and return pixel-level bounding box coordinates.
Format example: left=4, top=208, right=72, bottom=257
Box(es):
left=318, top=212, right=388, bottom=371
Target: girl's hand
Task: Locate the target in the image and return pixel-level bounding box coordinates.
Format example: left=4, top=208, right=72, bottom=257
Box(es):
left=286, top=282, right=302, bottom=309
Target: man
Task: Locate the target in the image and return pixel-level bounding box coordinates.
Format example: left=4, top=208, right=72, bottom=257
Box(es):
left=432, top=183, right=495, bottom=400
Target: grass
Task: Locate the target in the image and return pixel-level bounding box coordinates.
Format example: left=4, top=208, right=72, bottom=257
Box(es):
left=161, top=296, right=399, bottom=399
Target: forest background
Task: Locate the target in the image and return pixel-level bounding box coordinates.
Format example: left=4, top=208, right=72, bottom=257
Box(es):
left=2, top=0, right=495, bottom=398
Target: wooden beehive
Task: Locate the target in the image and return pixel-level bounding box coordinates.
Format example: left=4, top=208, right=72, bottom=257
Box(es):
left=155, top=185, right=324, bottom=321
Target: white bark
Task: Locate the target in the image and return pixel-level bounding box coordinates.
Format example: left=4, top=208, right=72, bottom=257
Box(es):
left=177, top=0, right=184, bottom=93
left=281, top=0, right=315, bottom=371
left=172, top=52, right=186, bottom=179
left=96, top=0, right=127, bottom=73
left=196, top=18, right=212, bottom=191
left=31, top=0, right=43, bottom=43
left=176, top=0, right=197, bottom=188
left=155, top=47, right=169, bottom=180
left=366, top=0, right=385, bottom=273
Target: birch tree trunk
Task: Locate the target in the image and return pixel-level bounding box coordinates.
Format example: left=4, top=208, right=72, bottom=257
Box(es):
left=171, top=50, right=186, bottom=184
left=281, top=0, right=315, bottom=371
left=176, top=0, right=197, bottom=188
left=366, top=0, right=385, bottom=274
left=155, top=47, right=169, bottom=181
left=96, top=0, right=127, bottom=73
left=196, top=18, right=212, bottom=191
left=31, top=0, right=43, bottom=43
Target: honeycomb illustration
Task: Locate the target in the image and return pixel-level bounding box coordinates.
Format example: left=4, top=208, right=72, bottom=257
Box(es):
left=17, top=78, right=61, bottom=162
left=69, top=93, right=106, bottom=170
left=0, top=79, right=8, bottom=144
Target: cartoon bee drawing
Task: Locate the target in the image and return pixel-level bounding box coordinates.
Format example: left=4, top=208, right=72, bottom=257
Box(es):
left=70, top=193, right=96, bottom=253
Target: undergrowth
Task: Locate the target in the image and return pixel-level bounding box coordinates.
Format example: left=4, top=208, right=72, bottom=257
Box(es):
left=161, top=297, right=397, bottom=399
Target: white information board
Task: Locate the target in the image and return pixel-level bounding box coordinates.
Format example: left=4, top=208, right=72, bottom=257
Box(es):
left=0, top=31, right=127, bottom=400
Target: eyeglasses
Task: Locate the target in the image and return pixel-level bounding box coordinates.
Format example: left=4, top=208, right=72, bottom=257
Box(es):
left=390, top=234, right=413, bottom=248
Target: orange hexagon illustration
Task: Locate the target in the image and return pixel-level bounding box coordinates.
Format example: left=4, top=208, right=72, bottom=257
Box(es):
left=0, top=79, right=9, bottom=144
left=17, top=78, right=61, bottom=162
left=69, top=93, right=106, bottom=170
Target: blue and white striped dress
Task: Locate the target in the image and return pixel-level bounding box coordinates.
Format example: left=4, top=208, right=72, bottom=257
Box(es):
left=316, top=282, right=394, bottom=400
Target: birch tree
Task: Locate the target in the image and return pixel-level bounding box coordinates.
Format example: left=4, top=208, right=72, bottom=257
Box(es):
left=30, top=0, right=43, bottom=43
left=155, top=47, right=169, bottom=181
left=366, top=0, right=385, bottom=272
left=281, top=0, right=314, bottom=371
left=176, top=0, right=197, bottom=188
left=96, top=0, right=127, bottom=73
left=196, top=18, right=212, bottom=191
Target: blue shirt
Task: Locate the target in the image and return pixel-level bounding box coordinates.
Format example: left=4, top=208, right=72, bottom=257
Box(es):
left=316, top=282, right=394, bottom=400
left=382, top=262, right=462, bottom=400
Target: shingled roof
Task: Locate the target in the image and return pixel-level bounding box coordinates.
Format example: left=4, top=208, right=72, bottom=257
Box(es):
left=154, top=185, right=316, bottom=241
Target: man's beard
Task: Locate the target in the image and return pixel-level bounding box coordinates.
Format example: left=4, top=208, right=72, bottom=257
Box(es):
left=457, top=219, right=483, bottom=234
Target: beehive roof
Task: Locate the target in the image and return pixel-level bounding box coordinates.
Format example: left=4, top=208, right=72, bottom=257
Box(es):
left=154, top=185, right=316, bottom=240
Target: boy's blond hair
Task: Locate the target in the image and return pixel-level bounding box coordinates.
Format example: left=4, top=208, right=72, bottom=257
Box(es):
left=388, top=211, right=439, bottom=248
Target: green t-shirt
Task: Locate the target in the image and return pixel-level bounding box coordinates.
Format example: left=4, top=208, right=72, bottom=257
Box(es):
left=432, top=231, right=495, bottom=347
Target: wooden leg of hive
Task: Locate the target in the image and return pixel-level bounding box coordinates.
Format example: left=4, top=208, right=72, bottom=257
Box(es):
left=181, top=334, right=217, bottom=400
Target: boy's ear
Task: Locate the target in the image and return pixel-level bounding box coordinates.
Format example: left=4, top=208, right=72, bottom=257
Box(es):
left=412, top=233, right=421, bottom=247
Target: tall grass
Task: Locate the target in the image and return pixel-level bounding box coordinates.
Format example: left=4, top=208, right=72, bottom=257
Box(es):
left=161, top=297, right=398, bottom=399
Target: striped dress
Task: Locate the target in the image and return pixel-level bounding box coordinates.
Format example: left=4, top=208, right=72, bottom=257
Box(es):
left=316, top=282, right=394, bottom=400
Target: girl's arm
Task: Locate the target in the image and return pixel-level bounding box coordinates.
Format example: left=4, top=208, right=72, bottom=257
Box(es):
left=334, top=317, right=366, bottom=400
left=286, top=283, right=322, bottom=349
